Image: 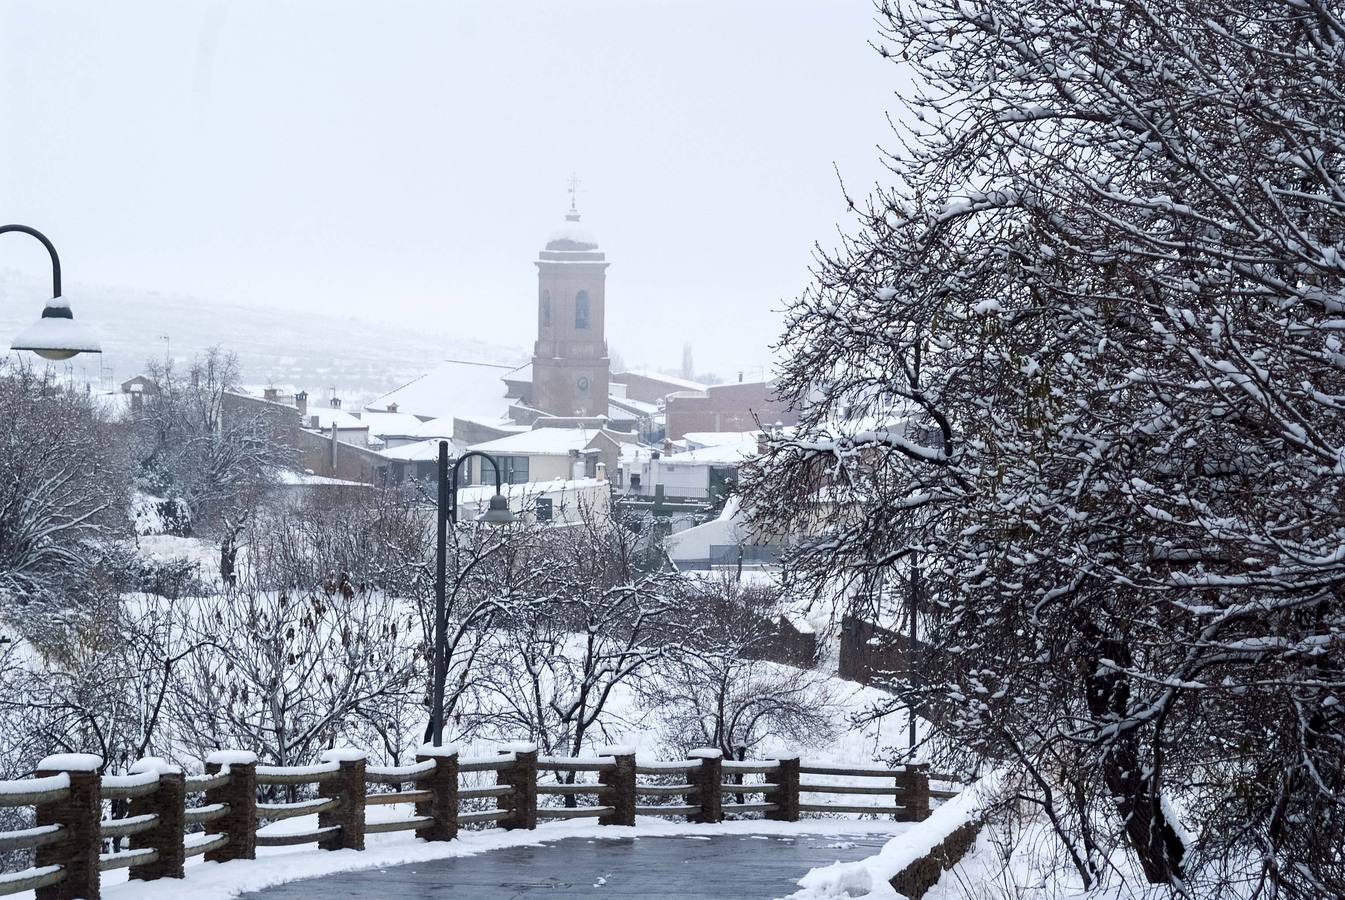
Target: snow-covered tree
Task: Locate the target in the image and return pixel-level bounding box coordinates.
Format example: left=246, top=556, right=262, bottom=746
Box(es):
left=741, top=0, right=1345, bottom=895
left=639, top=573, right=839, bottom=760
left=0, top=362, right=129, bottom=617
left=474, top=507, right=681, bottom=764
left=129, top=348, right=291, bottom=535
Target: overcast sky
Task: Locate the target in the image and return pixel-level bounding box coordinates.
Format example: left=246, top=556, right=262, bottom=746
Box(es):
left=0, top=1, right=898, bottom=378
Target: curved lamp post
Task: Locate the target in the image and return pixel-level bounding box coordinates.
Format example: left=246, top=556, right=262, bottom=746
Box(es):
left=2, top=225, right=101, bottom=360
left=428, top=442, right=516, bottom=746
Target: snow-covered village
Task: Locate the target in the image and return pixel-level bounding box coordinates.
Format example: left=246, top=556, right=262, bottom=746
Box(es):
left=1, top=1, right=1342, bottom=899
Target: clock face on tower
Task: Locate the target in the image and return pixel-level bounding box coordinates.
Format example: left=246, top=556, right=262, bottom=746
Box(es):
left=576, top=375, right=591, bottom=392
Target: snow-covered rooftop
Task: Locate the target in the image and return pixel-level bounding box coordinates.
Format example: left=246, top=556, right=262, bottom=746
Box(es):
left=682, top=430, right=763, bottom=451
left=455, top=476, right=607, bottom=507
left=664, top=444, right=756, bottom=466
left=468, top=427, right=602, bottom=457
left=358, top=410, right=428, bottom=437
left=503, top=362, right=532, bottom=384
left=378, top=437, right=462, bottom=462
left=617, top=370, right=708, bottom=393
left=405, top=417, right=454, bottom=439
left=303, top=406, right=367, bottom=431
left=366, top=359, right=520, bottom=430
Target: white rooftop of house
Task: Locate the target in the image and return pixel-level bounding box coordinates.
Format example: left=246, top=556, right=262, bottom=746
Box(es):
left=304, top=405, right=367, bottom=431
left=609, top=396, right=659, bottom=417
left=365, top=359, right=521, bottom=432
left=681, top=430, right=764, bottom=451
left=378, top=437, right=463, bottom=462
left=663, top=443, right=757, bottom=466
left=503, top=363, right=532, bottom=384
left=618, top=370, right=708, bottom=393
left=358, top=409, right=428, bottom=438
left=467, top=427, right=602, bottom=457
left=455, top=476, right=606, bottom=508
left=405, top=417, right=454, bottom=439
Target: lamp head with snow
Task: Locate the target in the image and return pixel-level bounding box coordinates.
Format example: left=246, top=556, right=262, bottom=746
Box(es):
left=10, top=296, right=102, bottom=361
left=1, top=225, right=101, bottom=361
left=477, top=492, right=517, bottom=526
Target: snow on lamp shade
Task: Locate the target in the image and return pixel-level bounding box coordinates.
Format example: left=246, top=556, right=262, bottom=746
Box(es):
left=10, top=296, right=102, bottom=360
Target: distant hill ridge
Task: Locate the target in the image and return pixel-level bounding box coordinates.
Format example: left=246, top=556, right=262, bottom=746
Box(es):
left=0, top=269, right=526, bottom=405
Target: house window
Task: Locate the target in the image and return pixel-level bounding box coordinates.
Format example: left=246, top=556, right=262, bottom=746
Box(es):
left=575, top=290, right=590, bottom=329
left=541, top=290, right=551, bottom=327
left=500, top=455, right=529, bottom=484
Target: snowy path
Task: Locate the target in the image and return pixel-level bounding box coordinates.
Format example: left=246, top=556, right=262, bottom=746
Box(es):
left=236, top=830, right=898, bottom=899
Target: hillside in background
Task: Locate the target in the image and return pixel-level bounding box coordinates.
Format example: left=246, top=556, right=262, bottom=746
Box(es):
left=0, top=269, right=527, bottom=406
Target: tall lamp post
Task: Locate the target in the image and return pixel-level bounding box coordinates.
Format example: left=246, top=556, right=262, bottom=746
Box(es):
left=2, top=224, right=101, bottom=360
left=428, top=440, right=516, bottom=746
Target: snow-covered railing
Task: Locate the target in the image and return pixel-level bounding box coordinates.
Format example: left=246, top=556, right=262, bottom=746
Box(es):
left=0, top=744, right=962, bottom=898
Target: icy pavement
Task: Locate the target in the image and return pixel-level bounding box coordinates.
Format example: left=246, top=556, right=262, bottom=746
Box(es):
left=237, top=830, right=898, bottom=900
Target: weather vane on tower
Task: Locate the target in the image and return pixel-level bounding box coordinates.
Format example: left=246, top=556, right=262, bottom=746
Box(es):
left=567, top=172, right=582, bottom=219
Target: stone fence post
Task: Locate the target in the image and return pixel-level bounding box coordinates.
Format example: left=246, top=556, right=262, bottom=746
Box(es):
left=686, top=748, right=723, bottom=824
left=318, top=748, right=366, bottom=851
left=497, top=743, right=537, bottom=830
left=415, top=744, right=459, bottom=841
left=596, top=745, right=636, bottom=826
left=35, top=753, right=102, bottom=900
left=764, top=754, right=800, bottom=822
left=895, top=763, right=930, bottom=821
left=128, top=757, right=185, bottom=880
left=204, top=750, right=257, bottom=862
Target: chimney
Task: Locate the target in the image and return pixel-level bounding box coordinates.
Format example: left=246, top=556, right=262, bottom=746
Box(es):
left=330, top=397, right=342, bottom=409
left=595, top=461, right=607, bottom=482
left=387, top=402, right=398, bottom=414
left=263, top=387, right=278, bottom=402
left=738, top=371, right=744, bottom=383
left=296, top=390, right=308, bottom=418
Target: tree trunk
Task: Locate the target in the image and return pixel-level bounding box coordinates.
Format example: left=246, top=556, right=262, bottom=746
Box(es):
left=1084, top=635, right=1185, bottom=884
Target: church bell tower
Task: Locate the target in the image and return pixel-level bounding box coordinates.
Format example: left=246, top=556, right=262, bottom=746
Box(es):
left=530, top=186, right=611, bottom=418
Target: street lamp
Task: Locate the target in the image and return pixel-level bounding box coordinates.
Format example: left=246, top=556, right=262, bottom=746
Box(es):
left=428, top=441, right=517, bottom=746
left=2, top=225, right=101, bottom=361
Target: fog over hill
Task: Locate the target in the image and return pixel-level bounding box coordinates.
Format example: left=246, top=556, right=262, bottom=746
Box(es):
left=0, top=270, right=527, bottom=407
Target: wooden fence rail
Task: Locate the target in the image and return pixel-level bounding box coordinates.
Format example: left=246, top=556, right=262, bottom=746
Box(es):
left=0, top=746, right=959, bottom=900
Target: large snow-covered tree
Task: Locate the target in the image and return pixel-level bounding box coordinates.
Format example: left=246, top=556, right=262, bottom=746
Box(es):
left=741, top=0, right=1345, bottom=895
left=0, top=363, right=129, bottom=616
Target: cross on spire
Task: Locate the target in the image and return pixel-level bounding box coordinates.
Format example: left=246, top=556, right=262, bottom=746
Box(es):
left=567, top=172, right=582, bottom=216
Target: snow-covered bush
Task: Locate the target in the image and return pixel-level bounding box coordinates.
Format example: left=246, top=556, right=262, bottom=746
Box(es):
left=742, top=0, right=1345, bottom=895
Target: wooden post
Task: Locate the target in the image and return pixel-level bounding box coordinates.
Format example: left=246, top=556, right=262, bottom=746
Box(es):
left=764, top=754, right=800, bottom=822
left=128, top=758, right=185, bottom=880
left=35, top=753, right=102, bottom=900
left=596, top=745, right=636, bottom=826
left=415, top=744, right=459, bottom=841
left=318, top=749, right=366, bottom=851
left=497, top=743, right=537, bottom=830
left=686, top=748, right=723, bottom=824
left=204, top=750, right=257, bottom=862
left=895, top=763, right=930, bottom=822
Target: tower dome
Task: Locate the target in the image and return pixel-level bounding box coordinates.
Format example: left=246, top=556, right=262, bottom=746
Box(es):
left=545, top=210, right=599, bottom=252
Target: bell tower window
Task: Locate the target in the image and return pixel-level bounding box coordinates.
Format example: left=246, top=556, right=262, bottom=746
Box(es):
left=575, top=290, right=591, bottom=329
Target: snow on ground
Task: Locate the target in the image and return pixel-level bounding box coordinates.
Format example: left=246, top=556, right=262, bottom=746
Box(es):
left=786, top=802, right=1259, bottom=900
left=63, top=811, right=911, bottom=900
